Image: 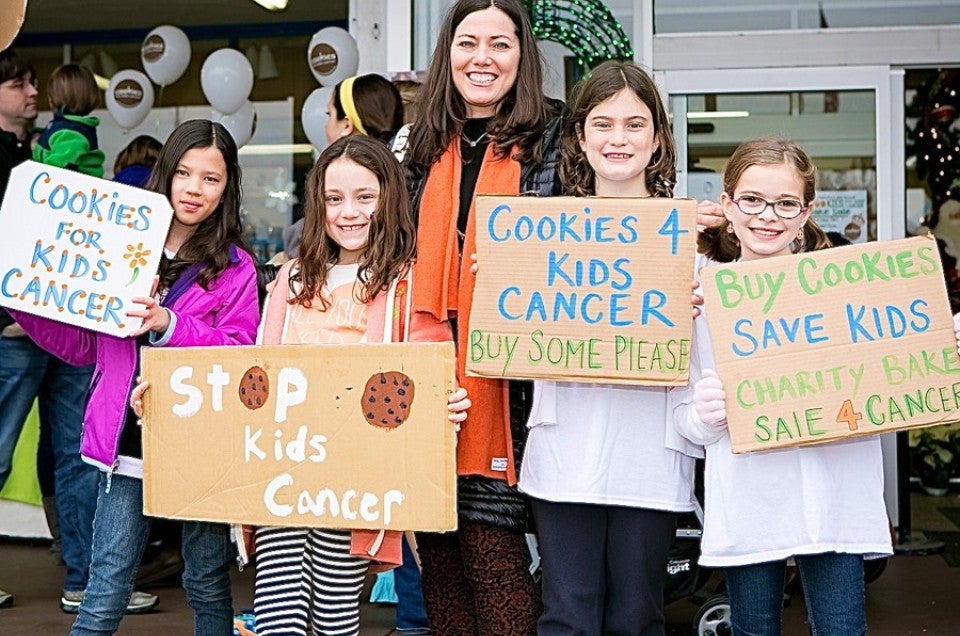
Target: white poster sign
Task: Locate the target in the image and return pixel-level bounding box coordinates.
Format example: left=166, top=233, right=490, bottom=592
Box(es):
left=0, top=161, right=173, bottom=337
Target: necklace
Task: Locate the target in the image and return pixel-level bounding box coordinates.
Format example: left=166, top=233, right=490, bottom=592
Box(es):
left=461, top=130, right=489, bottom=148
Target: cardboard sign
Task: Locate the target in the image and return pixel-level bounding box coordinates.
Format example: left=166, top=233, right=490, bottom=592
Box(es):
left=468, top=195, right=697, bottom=385
left=0, top=161, right=172, bottom=337
left=0, top=0, right=27, bottom=51
left=700, top=236, right=960, bottom=453
left=141, top=342, right=458, bottom=531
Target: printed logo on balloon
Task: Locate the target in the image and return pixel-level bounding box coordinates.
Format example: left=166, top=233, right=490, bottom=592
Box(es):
left=106, top=70, right=155, bottom=131
left=302, top=27, right=359, bottom=151
left=140, top=25, right=191, bottom=89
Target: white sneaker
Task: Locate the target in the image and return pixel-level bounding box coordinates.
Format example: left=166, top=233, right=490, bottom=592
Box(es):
left=60, top=589, right=159, bottom=614
left=0, top=588, right=13, bottom=608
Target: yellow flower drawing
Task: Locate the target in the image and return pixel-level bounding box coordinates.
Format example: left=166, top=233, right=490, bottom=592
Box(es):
left=124, top=243, right=152, bottom=285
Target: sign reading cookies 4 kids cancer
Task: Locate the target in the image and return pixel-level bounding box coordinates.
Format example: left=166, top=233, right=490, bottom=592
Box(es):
left=700, top=236, right=960, bottom=453
left=0, top=162, right=172, bottom=337
left=468, top=195, right=698, bottom=385
left=140, top=343, right=458, bottom=531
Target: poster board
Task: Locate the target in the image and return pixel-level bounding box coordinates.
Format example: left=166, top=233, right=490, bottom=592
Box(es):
left=468, top=195, right=697, bottom=385
left=141, top=342, right=458, bottom=531
left=812, top=190, right=868, bottom=243
left=700, top=235, right=960, bottom=453
left=0, top=161, right=172, bottom=337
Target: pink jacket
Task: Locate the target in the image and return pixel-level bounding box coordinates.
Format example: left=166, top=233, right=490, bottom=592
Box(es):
left=11, top=246, right=259, bottom=471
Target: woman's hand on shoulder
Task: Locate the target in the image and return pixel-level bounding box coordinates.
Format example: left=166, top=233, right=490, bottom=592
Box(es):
left=696, top=200, right=723, bottom=232
left=469, top=252, right=478, bottom=275
left=447, top=386, right=471, bottom=433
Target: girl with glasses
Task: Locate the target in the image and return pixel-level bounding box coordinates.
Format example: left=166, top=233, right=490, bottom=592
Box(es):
left=673, top=136, right=893, bottom=635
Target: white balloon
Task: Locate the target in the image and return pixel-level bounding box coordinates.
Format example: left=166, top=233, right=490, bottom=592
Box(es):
left=306, top=27, right=359, bottom=87
left=105, top=70, right=155, bottom=130
left=213, top=101, right=257, bottom=148
left=201, top=48, right=254, bottom=115
left=302, top=86, right=334, bottom=151
left=140, top=25, right=191, bottom=86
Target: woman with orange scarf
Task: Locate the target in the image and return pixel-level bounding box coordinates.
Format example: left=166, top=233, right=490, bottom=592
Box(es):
left=399, top=0, right=563, bottom=633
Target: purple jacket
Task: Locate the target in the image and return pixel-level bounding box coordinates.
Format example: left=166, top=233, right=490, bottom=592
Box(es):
left=12, top=246, right=259, bottom=471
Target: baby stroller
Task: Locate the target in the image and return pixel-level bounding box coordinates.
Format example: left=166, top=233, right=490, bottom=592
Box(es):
left=666, top=497, right=730, bottom=636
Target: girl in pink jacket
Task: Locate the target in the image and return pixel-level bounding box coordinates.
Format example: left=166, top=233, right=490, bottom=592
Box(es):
left=15, top=119, right=259, bottom=635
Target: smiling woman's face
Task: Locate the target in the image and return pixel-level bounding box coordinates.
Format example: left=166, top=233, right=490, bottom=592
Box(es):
left=449, top=6, right=520, bottom=118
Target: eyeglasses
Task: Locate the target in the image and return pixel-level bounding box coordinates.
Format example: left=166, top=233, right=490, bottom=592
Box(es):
left=731, top=194, right=808, bottom=220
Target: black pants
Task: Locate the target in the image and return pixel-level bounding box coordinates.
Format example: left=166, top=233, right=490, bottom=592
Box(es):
left=532, top=498, right=677, bottom=636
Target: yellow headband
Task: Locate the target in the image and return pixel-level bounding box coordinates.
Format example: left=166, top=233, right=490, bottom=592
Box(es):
left=339, top=76, right=368, bottom=137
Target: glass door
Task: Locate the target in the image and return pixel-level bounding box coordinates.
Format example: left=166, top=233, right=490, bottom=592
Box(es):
left=662, top=65, right=904, bottom=241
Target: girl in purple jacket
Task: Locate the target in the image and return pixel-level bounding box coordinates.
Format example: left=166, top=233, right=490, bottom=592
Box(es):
left=14, top=119, right=260, bottom=635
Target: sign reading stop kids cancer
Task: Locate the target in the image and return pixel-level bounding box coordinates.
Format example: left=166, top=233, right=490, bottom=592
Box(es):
left=0, top=161, right=173, bottom=337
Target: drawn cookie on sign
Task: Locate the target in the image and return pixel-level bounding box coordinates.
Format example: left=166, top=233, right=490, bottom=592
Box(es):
left=239, top=366, right=269, bottom=410
left=362, top=371, right=415, bottom=429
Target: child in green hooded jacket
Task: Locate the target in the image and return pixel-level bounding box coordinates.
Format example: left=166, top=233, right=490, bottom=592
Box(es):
left=33, top=63, right=105, bottom=177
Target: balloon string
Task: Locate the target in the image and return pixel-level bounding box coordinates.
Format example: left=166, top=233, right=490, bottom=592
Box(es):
left=154, top=84, right=165, bottom=136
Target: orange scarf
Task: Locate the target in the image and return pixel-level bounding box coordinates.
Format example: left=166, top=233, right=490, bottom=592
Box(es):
left=412, top=140, right=521, bottom=484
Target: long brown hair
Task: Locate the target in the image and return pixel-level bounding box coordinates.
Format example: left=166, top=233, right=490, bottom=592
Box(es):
left=145, top=120, right=250, bottom=290
left=699, top=136, right=832, bottom=261
left=405, top=0, right=552, bottom=169
left=293, top=135, right=416, bottom=309
left=559, top=60, right=676, bottom=198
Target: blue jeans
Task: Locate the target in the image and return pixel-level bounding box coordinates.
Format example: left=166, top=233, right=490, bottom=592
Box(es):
left=0, top=334, right=97, bottom=592
left=395, top=535, right=430, bottom=632
left=70, top=473, right=235, bottom=636
left=725, top=553, right=866, bottom=636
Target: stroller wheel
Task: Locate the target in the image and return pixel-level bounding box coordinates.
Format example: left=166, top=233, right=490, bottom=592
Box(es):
left=693, top=594, right=731, bottom=636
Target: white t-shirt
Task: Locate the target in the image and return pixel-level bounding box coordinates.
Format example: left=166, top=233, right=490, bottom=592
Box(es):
left=672, top=309, right=893, bottom=567
left=519, top=381, right=698, bottom=512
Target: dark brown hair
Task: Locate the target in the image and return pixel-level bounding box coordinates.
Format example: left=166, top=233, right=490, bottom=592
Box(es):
left=47, top=64, right=100, bottom=115
left=699, top=136, right=832, bottom=261
left=405, top=0, right=551, bottom=168
left=0, top=48, right=35, bottom=85
left=332, top=73, right=405, bottom=144
left=113, top=134, right=162, bottom=174
left=293, top=135, right=416, bottom=309
left=145, top=120, right=251, bottom=290
left=559, top=60, right=675, bottom=198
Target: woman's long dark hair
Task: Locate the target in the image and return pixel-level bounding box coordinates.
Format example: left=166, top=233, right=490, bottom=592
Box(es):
left=405, top=0, right=552, bottom=170
left=145, top=119, right=250, bottom=290
left=293, top=135, right=416, bottom=309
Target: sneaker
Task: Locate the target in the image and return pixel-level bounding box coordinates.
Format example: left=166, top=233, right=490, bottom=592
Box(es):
left=0, top=588, right=13, bottom=609
left=60, top=589, right=159, bottom=614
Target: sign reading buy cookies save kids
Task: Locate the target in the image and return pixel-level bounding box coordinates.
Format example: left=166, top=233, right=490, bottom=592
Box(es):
left=700, top=236, right=960, bottom=453
left=0, top=162, right=172, bottom=337
left=141, top=342, right=458, bottom=530
left=468, top=195, right=698, bottom=385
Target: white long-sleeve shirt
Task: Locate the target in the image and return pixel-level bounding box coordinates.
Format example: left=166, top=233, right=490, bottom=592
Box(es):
left=519, top=380, right=698, bottom=513
left=672, top=306, right=893, bottom=567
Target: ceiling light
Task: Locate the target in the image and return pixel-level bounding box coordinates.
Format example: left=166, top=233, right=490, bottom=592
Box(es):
left=250, top=0, right=288, bottom=10
left=687, top=111, right=750, bottom=119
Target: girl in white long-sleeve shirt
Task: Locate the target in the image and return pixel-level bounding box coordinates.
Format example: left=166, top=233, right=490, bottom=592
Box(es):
left=672, top=137, right=892, bottom=636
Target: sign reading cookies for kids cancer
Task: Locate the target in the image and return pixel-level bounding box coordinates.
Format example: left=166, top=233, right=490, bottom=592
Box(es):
left=699, top=235, right=960, bottom=453
left=468, top=195, right=698, bottom=385
left=140, top=342, right=458, bottom=531
left=0, top=161, right=173, bottom=337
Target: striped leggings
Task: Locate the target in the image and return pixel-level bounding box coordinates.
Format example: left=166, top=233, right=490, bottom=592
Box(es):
left=253, top=527, right=369, bottom=636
